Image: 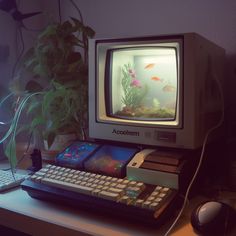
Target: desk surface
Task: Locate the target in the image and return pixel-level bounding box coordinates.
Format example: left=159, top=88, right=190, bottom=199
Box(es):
left=0, top=163, right=236, bottom=236
left=0, top=186, right=199, bottom=236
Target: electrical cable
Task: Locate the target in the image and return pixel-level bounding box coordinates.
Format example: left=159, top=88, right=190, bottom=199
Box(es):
left=0, top=92, right=14, bottom=108
left=5, top=94, right=31, bottom=175
left=0, top=94, right=28, bottom=144
left=69, top=0, right=84, bottom=23
left=0, top=92, right=14, bottom=125
left=8, top=94, right=35, bottom=172
left=12, top=24, right=25, bottom=79
left=164, top=76, right=225, bottom=236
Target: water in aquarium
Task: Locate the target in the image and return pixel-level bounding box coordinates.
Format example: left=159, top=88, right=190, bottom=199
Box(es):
left=110, top=47, right=178, bottom=120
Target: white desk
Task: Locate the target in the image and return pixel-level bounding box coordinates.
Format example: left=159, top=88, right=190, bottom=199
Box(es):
left=1, top=158, right=235, bottom=236
left=0, top=185, right=201, bottom=236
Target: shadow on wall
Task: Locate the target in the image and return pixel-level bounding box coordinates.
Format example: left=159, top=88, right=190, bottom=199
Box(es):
left=225, top=56, right=236, bottom=189
left=225, top=54, right=236, bottom=140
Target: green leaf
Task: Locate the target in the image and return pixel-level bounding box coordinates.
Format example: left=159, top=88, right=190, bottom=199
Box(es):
left=84, top=26, right=95, bottom=38
left=16, top=124, right=31, bottom=135
left=24, top=57, right=38, bottom=70
left=5, top=138, right=17, bottom=168
left=45, top=132, right=56, bottom=149
left=70, top=17, right=83, bottom=29
left=26, top=99, right=41, bottom=114
left=31, top=116, right=45, bottom=129
left=65, top=34, right=79, bottom=46
left=62, top=20, right=72, bottom=28
left=51, top=81, right=63, bottom=89
left=38, top=24, right=57, bottom=40
left=21, top=48, right=35, bottom=63
left=42, top=90, right=57, bottom=117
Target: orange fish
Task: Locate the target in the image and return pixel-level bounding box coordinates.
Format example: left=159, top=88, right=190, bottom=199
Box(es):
left=162, top=85, right=176, bottom=92
left=151, top=76, right=162, bottom=82
left=144, top=63, right=155, bottom=69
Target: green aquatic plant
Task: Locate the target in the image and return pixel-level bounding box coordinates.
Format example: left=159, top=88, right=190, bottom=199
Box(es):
left=121, top=63, right=148, bottom=109
left=152, top=98, right=160, bottom=110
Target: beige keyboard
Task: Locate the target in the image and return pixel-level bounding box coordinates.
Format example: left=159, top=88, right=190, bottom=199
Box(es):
left=0, top=169, right=27, bottom=192
left=27, top=164, right=176, bottom=212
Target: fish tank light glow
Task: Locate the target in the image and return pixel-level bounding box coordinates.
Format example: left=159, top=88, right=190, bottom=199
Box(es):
left=107, top=47, right=178, bottom=121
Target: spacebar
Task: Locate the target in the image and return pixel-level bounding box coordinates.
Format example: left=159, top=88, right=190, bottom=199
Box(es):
left=41, top=178, right=93, bottom=195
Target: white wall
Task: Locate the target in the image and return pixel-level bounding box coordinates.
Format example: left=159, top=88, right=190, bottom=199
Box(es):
left=58, top=0, right=236, bottom=54
left=58, top=1, right=236, bottom=89
left=0, top=11, right=16, bottom=94
left=0, top=0, right=44, bottom=93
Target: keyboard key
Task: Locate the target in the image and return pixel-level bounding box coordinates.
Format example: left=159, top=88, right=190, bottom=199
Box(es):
left=134, top=199, right=144, bottom=207
left=143, top=201, right=152, bottom=209
left=150, top=202, right=159, bottom=210
left=41, top=178, right=93, bottom=195
left=109, top=187, right=124, bottom=195
left=99, top=190, right=120, bottom=201
left=119, top=195, right=132, bottom=204
left=0, top=170, right=27, bottom=192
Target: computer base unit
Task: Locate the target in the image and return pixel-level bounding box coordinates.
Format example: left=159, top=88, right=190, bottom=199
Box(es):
left=127, top=148, right=198, bottom=192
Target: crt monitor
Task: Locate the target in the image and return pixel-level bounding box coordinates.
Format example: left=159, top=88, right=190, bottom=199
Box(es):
left=88, top=33, right=225, bottom=149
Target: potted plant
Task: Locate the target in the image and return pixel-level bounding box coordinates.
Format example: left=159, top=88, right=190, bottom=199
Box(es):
left=1, top=17, right=95, bottom=167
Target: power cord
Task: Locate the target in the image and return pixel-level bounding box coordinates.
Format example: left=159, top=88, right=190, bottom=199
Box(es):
left=69, top=0, right=84, bottom=23
left=12, top=23, right=25, bottom=79
left=164, top=75, right=225, bottom=236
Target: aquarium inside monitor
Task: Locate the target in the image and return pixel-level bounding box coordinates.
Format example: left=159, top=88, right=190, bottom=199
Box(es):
left=105, top=45, right=179, bottom=124
left=89, top=33, right=225, bottom=149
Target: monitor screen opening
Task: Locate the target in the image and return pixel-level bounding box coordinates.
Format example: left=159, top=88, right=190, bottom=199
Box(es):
left=102, top=43, right=181, bottom=128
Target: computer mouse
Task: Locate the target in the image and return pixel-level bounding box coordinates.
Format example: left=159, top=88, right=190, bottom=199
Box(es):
left=191, top=200, right=236, bottom=235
